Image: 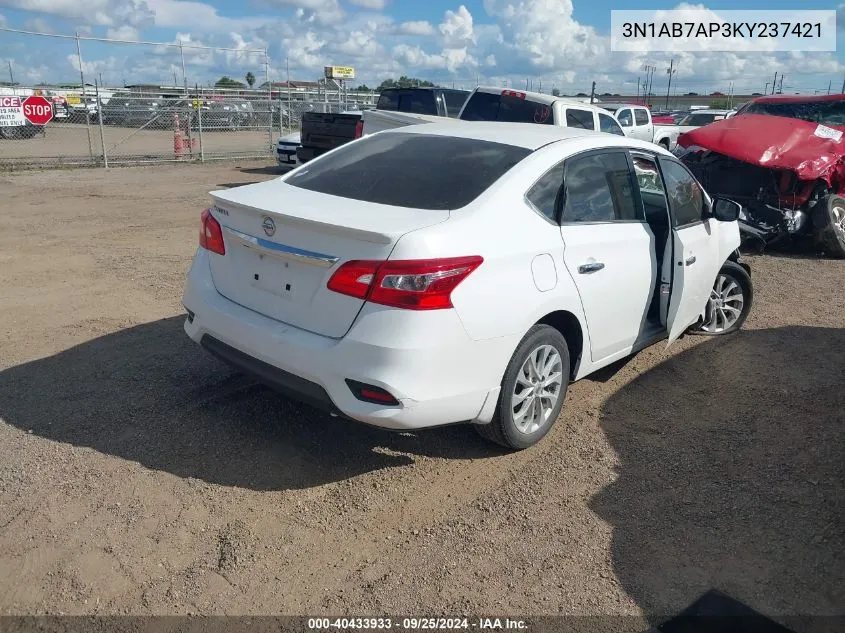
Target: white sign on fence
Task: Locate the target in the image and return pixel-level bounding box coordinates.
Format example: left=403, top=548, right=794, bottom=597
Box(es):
left=0, top=96, right=25, bottom=127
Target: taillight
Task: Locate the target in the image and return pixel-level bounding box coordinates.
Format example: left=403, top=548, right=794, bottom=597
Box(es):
left=354, top=119, right=364, bottom=138
left=199, top=208, right=226, bottom=255
left=501, top=90, right=526, bottom=99
left=327, top=256, right=483, bottom=310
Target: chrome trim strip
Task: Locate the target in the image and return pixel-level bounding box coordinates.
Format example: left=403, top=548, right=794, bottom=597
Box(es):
left=223, top=225, right=339, bottom=268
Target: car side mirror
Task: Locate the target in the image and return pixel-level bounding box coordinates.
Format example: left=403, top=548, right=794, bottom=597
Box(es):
left=711, top=197, right=742, bottom=222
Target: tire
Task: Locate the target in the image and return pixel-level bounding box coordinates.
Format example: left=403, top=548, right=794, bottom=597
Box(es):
left=692, top=260, right=753, bottom=336
left=476, top=324, right=570, bottom=450
left=812, top=195, right=845, bottom=259
left=659, top=138, right=670, bottom=150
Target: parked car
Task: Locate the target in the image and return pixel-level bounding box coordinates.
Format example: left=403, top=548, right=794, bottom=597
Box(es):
left=296, top=110, right=363, bottom=163
left=732, top=93, right=845, bottom=125
left=296, top=87, right=470, bottom=163
left=182, top=123, right=753, bottom=449
left=457, top=87, right=625, bottom=135
left=197, top=99, right=255, bottom=131
left=276, top=131, right=301, bottom=167
left=594, top=102, right=680, bottom=148
left=678, top=109, right=845, bottom=258
left=101, top=94, right=163, bottom=127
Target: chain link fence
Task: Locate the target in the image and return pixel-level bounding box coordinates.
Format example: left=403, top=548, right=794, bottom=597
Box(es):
left=0, top=88, right=374, bottom=168
left=0, top=27, right=376, bottom=169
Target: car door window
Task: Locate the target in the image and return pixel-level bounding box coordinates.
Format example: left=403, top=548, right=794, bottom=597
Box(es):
left=660, top=160, right=705, bottom=227
left=634, top=108, right=650, bottom=126
left=526, top=162, right=565, bottom=221
left=617, top=108, right=633, bottom=127
left=562, top=152, right=642, bottom=223
left=599, top=113, right=625, bottom=136
left=565, top=108, right=595, bottom=130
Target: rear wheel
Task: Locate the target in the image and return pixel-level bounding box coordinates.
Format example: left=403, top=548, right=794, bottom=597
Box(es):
left=694, top=260, right=753, bottom=335
left=813, top=195, right=845, bottom=259
left=658, top=138, right=670, bottom=150
left=476, top=325, right=569, bottom=450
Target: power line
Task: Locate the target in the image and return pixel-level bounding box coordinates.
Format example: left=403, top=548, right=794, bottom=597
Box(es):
left=0, top=26, right=265, bottom=54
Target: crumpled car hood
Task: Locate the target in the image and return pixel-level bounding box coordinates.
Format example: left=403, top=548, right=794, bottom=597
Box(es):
left=677, top=114, right=845, bottom=185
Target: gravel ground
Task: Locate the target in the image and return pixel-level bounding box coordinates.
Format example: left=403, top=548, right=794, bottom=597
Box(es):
left=0, top=162, right=842, bottom=629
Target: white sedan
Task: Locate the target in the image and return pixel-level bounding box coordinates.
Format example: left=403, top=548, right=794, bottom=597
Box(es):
left=182, top=122, right=753, bottom=449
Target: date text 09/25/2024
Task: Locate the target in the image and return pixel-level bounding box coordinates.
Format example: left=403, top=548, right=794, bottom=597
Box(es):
left=307, top=617, right=528, bottom=630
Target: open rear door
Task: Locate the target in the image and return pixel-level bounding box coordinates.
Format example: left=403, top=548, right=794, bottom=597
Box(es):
left=658, top=157, right=723, bottom=344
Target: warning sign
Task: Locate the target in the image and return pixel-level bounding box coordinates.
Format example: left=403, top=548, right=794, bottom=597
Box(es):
left=0, top=96, right=25, bottom=127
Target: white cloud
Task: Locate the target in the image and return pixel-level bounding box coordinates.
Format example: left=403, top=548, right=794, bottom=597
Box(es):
left=394, top=20, right=435, bottom=36
left=439, top=5, right=475, bottom=46
left=347, top=0, right=386, bottom=8
left=23, top=16, right=52, bottom=32
left=1, top=0, right=154, bottom=28
left=106, top=25, right=139, bottom=40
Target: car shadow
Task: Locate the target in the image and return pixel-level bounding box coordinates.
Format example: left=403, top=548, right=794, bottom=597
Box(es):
left=0, top=317, right=500, bottom=492
left=237, top=166, right=291, bottom=176
left=216, top=181, right=262, bottom=189
left=590, top=326, right=845, bottom=626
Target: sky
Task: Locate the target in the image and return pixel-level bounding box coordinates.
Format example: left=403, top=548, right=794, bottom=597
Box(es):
left=0, top=0, right=843, bottom=95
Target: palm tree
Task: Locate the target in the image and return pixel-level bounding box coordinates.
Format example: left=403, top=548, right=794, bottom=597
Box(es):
left=245, top=72, right=256, bottom=88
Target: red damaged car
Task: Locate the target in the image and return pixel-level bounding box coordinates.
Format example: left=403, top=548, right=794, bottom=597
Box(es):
left=676, top=94, right=845, bottom=258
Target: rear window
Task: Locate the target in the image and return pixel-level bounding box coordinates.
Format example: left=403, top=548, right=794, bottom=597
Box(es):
left=460, top=91, right=554, bottom=125
left=286, top=133, right=531, bottom=210
left=376, top=90, right=438, bottom=116
left=441, top=89, right=470, bottom=117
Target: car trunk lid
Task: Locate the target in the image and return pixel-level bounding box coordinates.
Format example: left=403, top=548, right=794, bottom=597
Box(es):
left=207, top=179, right=449, bottom=338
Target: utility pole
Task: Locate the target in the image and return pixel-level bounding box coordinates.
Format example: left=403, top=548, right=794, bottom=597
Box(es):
left=841, top=71, right=845, bottom=94
left=590, top=81, right=596, bottom=104
left=828, top=80, right=832, bottom=95
left=636, top=76, right=640, bottom=103
left=778, top=75, right=784, bottom=94
left=7, top=60, right=13, bottom=84
left=771, top=72, right=777, bottom=95
left=665, top=58, right=676, bottom=109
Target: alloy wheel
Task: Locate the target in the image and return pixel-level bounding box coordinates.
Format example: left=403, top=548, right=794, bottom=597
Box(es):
left=700, top=273, right=745, bottom=333
left=511, top=344, right=563, bottom=435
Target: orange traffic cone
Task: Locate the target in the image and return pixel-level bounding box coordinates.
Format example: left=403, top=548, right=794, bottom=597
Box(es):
left=173, top=113, right=184, bottom=158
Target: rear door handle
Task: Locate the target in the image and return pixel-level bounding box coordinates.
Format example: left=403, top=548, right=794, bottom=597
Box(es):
left=578, top=262, right=605, bottom=274
left=684, top=255, right=696, bottom=266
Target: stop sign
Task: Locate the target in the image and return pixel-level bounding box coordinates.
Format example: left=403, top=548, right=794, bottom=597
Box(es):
left=22, top=95, right=53, bottom=125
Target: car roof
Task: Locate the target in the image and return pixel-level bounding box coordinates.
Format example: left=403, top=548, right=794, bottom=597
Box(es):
left=597, top=102, right=646, bottom=111
left=472, top=86, right=613, bottom=114
left=684, top=109, right=730, bottom=115
left=386, top=121, right=670, bottom=153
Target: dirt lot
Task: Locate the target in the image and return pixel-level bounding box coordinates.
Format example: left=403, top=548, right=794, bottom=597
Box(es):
left=0, top=162, right=842, bottom=628
left=0, top=122, right=275, bottom=166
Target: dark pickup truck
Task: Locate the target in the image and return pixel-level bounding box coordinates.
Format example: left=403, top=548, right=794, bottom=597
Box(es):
left=296, top=87, right=470, bottom=164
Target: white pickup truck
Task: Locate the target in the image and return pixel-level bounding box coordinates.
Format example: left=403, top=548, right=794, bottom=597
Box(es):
left=362, top=87, right=627, bottom=137
left=597, top=103, right=730, bottom=151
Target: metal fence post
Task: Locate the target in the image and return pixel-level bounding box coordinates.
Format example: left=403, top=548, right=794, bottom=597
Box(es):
left=76, top=32, right=95, bottom=165
left=95, top=80, right=108, bottom=168
left=265, top=49, right=273, bottom=151
left=197, top=84, right=204, bottom=163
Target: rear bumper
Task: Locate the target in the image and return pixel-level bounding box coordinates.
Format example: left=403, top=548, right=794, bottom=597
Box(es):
left=200, top=334, right=344, bottom=417
left=296, top=146, right=323, bottom=163
left=182, top=250, right=513, bottom=430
